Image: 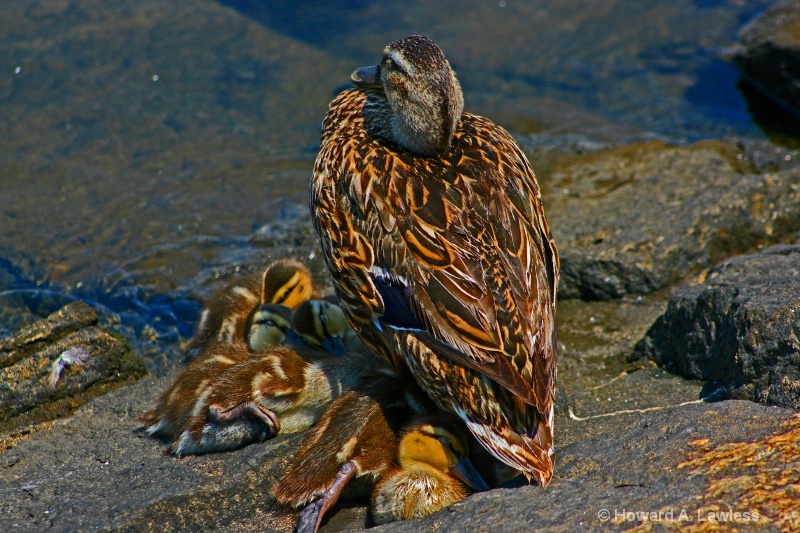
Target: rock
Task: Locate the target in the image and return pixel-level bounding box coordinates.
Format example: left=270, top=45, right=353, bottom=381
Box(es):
left=537, top=140, right=800, bottom=300
left=632, top=245, right=800, bottom=409
left=734, top=0, right=800, bottom=117
left=6, top=356, right=796, bottom=532
left=0, top=301, right=147, bottom=438
left=377, top=400, right=799, bottom=532
left=0, top=364, right=304, bottom=532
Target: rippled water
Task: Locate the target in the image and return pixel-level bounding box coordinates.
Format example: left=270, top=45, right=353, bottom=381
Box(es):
left=0, top=0, right=777, bottom=369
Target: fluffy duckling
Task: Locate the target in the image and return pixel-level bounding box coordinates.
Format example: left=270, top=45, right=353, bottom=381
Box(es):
left=310, top=35, right=559, bottom=486
left=272, top=379, right=487, bottom=533
left=371, top=419, right=488, bottom=525
left=139, top=340, right=260, bottom=455
left=139, top=328, right=382, bottom=456
left=247, top=303, right=295, bottom=352
left=291, top=297, right=362, bottom=355
left=184, top=258, right=316, bottom=358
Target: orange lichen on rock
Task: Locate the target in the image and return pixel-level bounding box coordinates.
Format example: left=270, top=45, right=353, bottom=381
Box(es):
left=675, top=415, right=800, bottom=531
left=627, top=415, right=800, bottom=532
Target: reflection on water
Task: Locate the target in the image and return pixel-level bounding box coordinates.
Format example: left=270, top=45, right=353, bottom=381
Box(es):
left=0, top=0, right=780, bottom=368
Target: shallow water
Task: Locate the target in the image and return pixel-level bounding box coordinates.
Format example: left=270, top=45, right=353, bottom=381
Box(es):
left=0, top=0, right=778, bottom=369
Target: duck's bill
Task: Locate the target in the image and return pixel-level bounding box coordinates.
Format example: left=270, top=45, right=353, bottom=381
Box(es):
left=322, top=335, right=347, bottom=356
left=351, top=66, right=382, bottom=88
left=449, top=457, right=491, bottom=492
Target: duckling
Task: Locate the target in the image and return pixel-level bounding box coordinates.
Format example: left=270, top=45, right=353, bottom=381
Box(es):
left=174, top=346, right=379, bottom=456
left=371, top=419, right=489, bottom=525
left=139, top=316, right=382, bottom=456
left=272, top=379, right=488, bottom=533
left=139, top=340, right=259, bottom=454
left=291, top=298, right=362, bottom=355
left=184, top=259, right=315, bottom=359
left=310, top=35, right=559, bottom=486
left=247, top=303, right=295, bottom=352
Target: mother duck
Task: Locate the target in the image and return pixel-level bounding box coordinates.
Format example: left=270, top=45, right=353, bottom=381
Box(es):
left=310, top=35, right=559, bottom=487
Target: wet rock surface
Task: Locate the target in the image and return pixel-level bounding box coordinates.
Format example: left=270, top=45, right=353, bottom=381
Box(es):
left=633, top=245, right=800, bottom=410
left=2, top=363, right=796, bottom=532
left=734, top=0, right=800, bottom=116
left=380, top=401, right=799, bottom=533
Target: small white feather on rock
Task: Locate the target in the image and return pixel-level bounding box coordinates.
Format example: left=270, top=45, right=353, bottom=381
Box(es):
left=49, top=346, right=92, bottom=388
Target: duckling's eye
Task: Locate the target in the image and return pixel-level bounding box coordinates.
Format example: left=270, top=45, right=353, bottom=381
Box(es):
left=383, top=57, right=395, bottom=69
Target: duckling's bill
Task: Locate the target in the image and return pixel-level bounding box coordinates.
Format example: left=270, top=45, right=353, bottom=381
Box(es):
left=449, top=457, right=491, bottom=492
left=322, top=335, right=347, bottom=356
left=351, top=66, right=381, bottom=88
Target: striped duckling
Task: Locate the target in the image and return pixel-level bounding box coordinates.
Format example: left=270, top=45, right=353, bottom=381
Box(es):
left=184, top=258, right=316, bottom=359
left=272, top=378, right=487, bottom=532
left=139, top=304, right=379, bottom=456
left=290, top=296, right=363, bottom=355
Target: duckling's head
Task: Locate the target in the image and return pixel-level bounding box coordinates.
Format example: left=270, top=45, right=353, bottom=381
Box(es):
left=352, top=35, right=464, bottom=157
left=398, top=419, right=490, bottom=492
left=261, top=259, right=314, bottom=309
left=291, top=298, right=355, bottom=355
left=248, top=303, right=293, bottom=351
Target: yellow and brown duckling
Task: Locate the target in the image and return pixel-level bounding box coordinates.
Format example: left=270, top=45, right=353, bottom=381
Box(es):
left=291, top=296, right=362, bottom=355
left=139, top=304, right=379, bottom=456
left=247, top=302, right=296, bottom=352
left=371, top=419, right=488, bottom=525
left=271, top=378, right=488, bottom=533
left=139, top=339, right=263, bottom=455
left=310, top=34, right=559, bottom=486
left=184, top=258, right=316, bottom=359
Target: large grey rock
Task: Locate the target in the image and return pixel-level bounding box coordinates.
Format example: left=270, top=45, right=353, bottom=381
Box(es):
left=0, top=363, right=303, bottom=532
left=0, top=301, right=147, bottom=437
left=632, top=245, right=800, bottom=409
left=734, top=0, right=800, bottom=116
left=538, top=140, right=800, bottom=300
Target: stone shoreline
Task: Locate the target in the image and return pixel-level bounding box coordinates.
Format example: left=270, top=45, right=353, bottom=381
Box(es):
left=3, top=2, right=800, bottom=531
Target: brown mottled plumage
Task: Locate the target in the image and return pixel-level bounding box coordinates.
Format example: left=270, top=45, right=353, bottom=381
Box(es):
left=310, top=35, right=559, bottom=486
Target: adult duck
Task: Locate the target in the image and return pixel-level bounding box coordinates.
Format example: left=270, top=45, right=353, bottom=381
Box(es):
left=310, top=35, right=559, bottom=486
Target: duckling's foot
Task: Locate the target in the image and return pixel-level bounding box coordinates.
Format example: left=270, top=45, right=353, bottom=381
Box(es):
left=296, top=461, right=357, bottom=533
left=211, top=402, right=281, bottom=438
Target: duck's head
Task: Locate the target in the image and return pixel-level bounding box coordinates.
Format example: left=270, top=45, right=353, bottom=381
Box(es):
left=248, top=303, right=294, bottom=351
left=291, top=298, right=355, bottom=355
left=261, top=259, right=314, bottom=309
left=398, top=418, right=490, bottom=492
left=352, top=35, right=464, bottom=157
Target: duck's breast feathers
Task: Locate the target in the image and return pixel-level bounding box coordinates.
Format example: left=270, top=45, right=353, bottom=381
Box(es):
left=313, top=89, right=558, bottom=411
